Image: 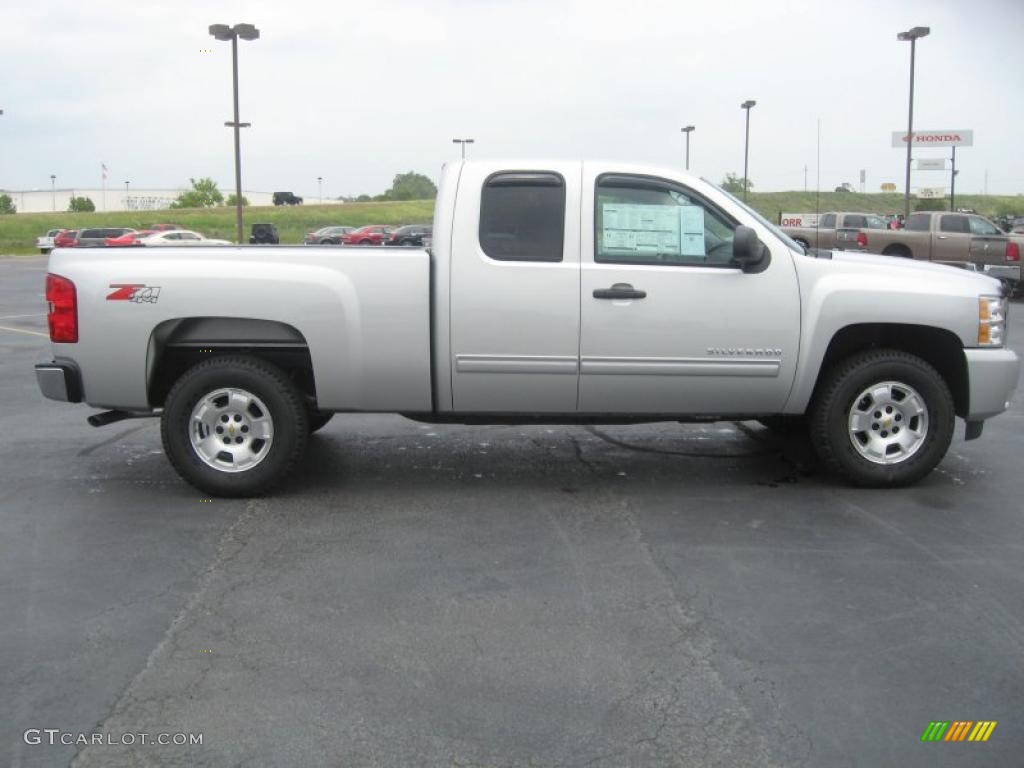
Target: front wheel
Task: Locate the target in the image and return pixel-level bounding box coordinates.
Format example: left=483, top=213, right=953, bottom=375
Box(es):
left=809, top=350, right=954, bottom=487
left=161, top=355, right=309, bottom=496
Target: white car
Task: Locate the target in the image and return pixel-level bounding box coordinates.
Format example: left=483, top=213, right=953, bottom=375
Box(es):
left=36, top=228, right=63, bottom=254
left=138, top=230, right=232, bottom=246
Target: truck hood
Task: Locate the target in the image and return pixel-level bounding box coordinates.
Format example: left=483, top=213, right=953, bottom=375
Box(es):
left=826, top=249, right=1003, bottom=292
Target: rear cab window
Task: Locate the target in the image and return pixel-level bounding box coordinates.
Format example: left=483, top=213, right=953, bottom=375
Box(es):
left=479, top=172, right=565, bottom=262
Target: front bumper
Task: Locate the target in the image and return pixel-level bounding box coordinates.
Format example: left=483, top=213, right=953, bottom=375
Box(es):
left=35, top=361, right=83, bottom=403
left=964, top=348, right=1020, bottom=420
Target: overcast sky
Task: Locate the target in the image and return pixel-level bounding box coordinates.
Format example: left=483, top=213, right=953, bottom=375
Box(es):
left=2, top=0, right=1021, bottom=197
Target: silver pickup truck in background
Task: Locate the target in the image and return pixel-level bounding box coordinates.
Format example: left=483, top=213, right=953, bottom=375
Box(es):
left=36, top=161, right=1019, bottom=495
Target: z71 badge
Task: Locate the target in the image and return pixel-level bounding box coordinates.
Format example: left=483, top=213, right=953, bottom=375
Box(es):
left=107, top=284, right=161, bottom=303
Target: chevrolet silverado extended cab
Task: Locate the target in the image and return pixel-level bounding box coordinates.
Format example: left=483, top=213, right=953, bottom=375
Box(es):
left=36, top=161, right=1019, bottom=495
left=808, top=211, right=1022, bottom=291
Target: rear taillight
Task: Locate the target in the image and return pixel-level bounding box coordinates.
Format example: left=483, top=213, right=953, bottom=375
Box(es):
left=856, top=232, right=868, bottom=248
left=46, top=273, right=78, bottom=343
left=1006, top=242, right=1020, bottom=262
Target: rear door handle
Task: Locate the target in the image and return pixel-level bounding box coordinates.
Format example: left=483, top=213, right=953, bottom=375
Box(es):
left=593, top=283, right=646, bottom=300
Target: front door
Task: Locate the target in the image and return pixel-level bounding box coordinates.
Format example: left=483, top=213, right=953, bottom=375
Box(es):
left=449, top=163, right=582, bottom=412
left=578, top=167, right=801, bottom=415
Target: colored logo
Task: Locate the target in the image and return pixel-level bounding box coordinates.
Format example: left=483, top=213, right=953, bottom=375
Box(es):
left=107, top=284, right=161, bottom=303
left=921, top=721, right=997, bottom=742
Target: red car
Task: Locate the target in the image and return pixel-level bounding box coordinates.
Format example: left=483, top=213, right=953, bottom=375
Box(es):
left=340, top=225, right=395, bottom=245
left=105, top=230, right=156, bottom=247
left=53, top=229, right=80, bottom=248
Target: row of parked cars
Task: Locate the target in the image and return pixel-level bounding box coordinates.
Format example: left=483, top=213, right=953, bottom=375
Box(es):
left=302, top=224, right=433, bottom=246
left=36, top=225, right=229, bottom=253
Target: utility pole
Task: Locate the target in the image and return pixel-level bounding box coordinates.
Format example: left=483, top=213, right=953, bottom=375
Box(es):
left=897, top=26, right=930, bottom=220
left=740, top=100, right=756, bottom=202
left=680, top=125, right=695, bottom=170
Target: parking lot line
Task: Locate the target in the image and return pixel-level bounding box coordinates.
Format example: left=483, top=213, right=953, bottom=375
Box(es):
left=0, top=324, right=48, bottom=338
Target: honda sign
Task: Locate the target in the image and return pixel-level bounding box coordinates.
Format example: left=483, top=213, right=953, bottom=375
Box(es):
left=892, top=130, right=973, bottom=148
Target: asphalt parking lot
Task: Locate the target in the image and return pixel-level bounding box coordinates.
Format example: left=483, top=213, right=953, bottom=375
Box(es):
left=2, top=254, right=1022, bottom=767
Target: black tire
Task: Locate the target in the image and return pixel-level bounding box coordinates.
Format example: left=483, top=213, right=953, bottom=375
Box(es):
left=809, top=349, right=954, bottom=487
left=359, top=239, right=372, bottom=245
left=307, top=411, right=334, bottom=433
left=882, top=245, right=912, bottom=259
left=161, top=355, right=308, bottom=497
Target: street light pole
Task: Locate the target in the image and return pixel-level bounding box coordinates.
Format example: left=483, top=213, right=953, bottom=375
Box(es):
left=740, top=100, right=756, bottom=202
left=210, top=23, right=259, bottom=245
left=680, top=126, right=695, bottom=170
left=124, top=181, right=130, bottom=209
left=898, top=26, right=929, bottom=221
left=452, top=138, right=475, bottom=159
left=318, top=176, right=323, bottom=205
left=50, top=175, right=56, bottom=211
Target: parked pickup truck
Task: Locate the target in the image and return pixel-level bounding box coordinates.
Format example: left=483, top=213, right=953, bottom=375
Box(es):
left=36, top=228, right=63, bottom=254
left=788, top=211, right=1022, bottom=291
left=783, top=211, right=891, bottom=252
left=35, top=161, right=1019, bottom=496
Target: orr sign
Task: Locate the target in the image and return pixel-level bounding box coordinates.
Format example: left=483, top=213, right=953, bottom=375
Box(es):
left=891, top=130, right=973, bottom=148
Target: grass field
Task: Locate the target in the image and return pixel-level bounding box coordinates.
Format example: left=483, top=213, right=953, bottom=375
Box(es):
left=2, top=192, right=1022, bottom=255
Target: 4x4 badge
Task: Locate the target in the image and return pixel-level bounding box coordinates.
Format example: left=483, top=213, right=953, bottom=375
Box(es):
left=107, top=284, right=161, bottom=303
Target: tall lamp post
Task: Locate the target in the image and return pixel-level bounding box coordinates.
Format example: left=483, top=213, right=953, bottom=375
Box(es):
left=452, top=138, right=475, bottom=159
left=124, top=181, right=130, bottom=209
left=50, top=175, right=56, bottom=211
left=897, top=26, right=929, bottom=220
left=317, top=176, right=323, bottom=205
left=740, top=100, right=756, bottom=202
left=680, top=125, right=695, bottom=170
left=209, top=22, right=260, bottom=245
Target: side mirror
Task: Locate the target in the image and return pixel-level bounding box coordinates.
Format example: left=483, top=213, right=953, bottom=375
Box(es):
left=732, top=225, right=770, bottom=273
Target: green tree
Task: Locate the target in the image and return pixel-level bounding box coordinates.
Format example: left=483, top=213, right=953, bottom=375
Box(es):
left=0, top=193, right=15, bottom=214
left=720, top=173, right=753, bottom=195
left=68, top=196, right=96, bottom=212
left=384, top=172, right=438, bottom=201
left=225, top=193, right=249, bottom=207
left=355, top=194, right=373, bottom=203
left=171, top=177, right=224, bottom=208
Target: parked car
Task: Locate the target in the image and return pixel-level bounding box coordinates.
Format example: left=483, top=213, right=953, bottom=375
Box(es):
left=341, top=225, right=394, bottom=245
left=76, top=228, right=136, bottom=247
left=273, top=192, right=303, bottom=206
left=53, top=230, right=80, bottom=248
left=34, top=159, right=1019, bottom=497
left=138, top=230, right=232, bottom=246
left=105, top=230, right=157, bottom=247
left=249, top=223, right=279, bottom=245
left=1009, top=217, right=1024, bottom=235
left=386, top=225, right=433, bottom=246
left=36, top=228, right=63, bottom=254
left=303, top=226, right=356, bottom=245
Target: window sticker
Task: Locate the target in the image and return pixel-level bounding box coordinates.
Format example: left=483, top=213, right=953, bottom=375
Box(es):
left=601, top=203, right=705, bottom=258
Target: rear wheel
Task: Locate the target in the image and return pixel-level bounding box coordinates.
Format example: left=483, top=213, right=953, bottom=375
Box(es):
left=161, top=355, right=308, bottom=496
left=882, top=244, right=912, bottom=259
left=359, top=239, right=372, bottom=245
left=809, top=349, right=954, bottom=487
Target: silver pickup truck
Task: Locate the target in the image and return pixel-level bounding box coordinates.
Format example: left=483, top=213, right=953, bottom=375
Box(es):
left=36, top=160, right=1019, bottom=495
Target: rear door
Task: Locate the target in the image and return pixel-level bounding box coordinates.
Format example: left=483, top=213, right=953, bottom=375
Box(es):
left=449, top=162, right=582, bottom=412
left=578, top=166, right=800, bottom=414
left=934, top=214, right=971, bottom=261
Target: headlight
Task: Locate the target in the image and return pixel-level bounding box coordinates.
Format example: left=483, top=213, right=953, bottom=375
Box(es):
left=978, top=295, right=1007, bottom=346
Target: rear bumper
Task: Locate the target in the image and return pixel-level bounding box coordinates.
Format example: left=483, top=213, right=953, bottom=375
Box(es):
left=35, top=361, right=83, bottom=403
left=964, top=348, right=1020, bottom=420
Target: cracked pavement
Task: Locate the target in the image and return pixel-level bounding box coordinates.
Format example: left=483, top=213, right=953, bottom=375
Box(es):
left=2, top=256, right=1023, bottom=766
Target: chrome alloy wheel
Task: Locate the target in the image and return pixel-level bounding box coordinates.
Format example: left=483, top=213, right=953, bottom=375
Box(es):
left=847, top=381, right=929, bottom=465
left=189, top=388, right=274, bottom=473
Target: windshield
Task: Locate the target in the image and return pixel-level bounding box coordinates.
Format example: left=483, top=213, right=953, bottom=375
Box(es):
left=709, top=181, right=807, bottom=254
